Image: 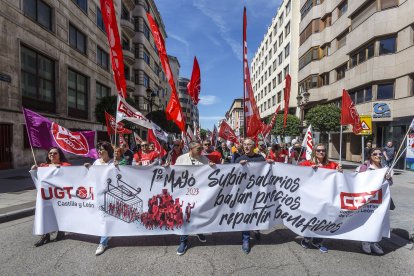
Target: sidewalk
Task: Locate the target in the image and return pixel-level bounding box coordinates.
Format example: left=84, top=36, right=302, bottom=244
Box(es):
left=1, top=161, right=413, bottom=244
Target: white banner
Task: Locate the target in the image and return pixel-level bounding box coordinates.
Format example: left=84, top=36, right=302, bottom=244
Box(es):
left=31, top=163, right=390, bottom=242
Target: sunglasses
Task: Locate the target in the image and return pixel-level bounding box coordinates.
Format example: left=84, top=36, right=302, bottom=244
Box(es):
left=141, top=144, right=149, bottom=146
left=372, top=153, right=383, bottom=156
left=192, top=147, right=203, bottom=151
left=203, top=144, right=211, bottom=146
left=316, top=149, right=326, bottom=153
left=48, top=152, right=58, bottom=156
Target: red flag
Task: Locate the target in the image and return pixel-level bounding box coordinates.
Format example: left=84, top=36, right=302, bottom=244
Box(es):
left=218, top=121, right=239, bottom=144
left=211, top=125, right=218, bottom=146
left=262, top=104, right=281, bottom=138
left=341, top=89, right=363, bottom=134
left=146, top=13, right=186, bottom=132
left=105, top=111, right=132, bottom=135
left=283, top=74, right=291, bottom=128
left=148, top=129, right=167, bottom=157
left=243, top=7, right=264, bottom=138
left=187, top=57, right=201, bottom=105
left=99, top=0, right=127, bottom=98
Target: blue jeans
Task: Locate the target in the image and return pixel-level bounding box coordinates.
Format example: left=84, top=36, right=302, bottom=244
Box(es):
left=100, top=236, right=110, bottom=246
left=242, top=231, right=250, bottom=242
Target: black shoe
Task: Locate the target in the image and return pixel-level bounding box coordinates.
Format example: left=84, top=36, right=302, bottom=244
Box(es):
left=34, top=234, right=50, bottom=247
left=55, top=231, right=65, bottom=241
left=242, top=240, right=250, bottom=254
left=254, top=231, right=261, bottom=241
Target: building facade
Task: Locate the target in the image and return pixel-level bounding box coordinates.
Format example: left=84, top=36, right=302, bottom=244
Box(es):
left=251, top=0, right=300, bottom=120
left=225, top=98, right=244, bottom=137
left=0, top=0, right=171, bottom=169
left=298, top=0, right=414, bottom=169
left=177, top=77, right=199, bottom=130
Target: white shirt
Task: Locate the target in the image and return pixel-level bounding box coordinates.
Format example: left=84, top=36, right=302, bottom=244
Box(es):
left=175, top=153, right=209, bottom=165
left=93, top=159, right=114, bottom=166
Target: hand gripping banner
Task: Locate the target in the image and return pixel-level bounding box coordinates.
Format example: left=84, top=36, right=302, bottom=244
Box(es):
left=31, top=163, right=390, bottom=242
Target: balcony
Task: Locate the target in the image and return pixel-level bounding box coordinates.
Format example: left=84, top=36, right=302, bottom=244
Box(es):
left=126, top=76, right=135, bottom=92
left=122, top=46, right=135, bottom=65
left=120, top=17, right=135, bottom=38
left=122, top=0, right=135, bottom=11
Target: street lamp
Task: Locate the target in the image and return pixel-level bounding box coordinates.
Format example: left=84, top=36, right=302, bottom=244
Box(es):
left=145, top=87, right=157, bottom=120
left=297, top=87, right=310, bottom=129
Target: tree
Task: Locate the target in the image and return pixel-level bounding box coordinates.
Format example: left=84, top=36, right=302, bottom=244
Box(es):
left=305, top=104, right=341, bottom=144
left=270, top=114, right=300, bottom=137
left=305, top=104, right=341, bottom=133
left=200, top=128, right=207, bottom=140
left=94, top=95, right=136, bottom=126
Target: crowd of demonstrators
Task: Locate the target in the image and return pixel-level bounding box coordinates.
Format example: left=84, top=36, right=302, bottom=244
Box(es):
left=298, top=143, right=343, bottom=253
left=31, top=135, right=392, bottom=257
left=356, top=147, right=393, bottom=255
left=31, top=147, right=71, bottom=247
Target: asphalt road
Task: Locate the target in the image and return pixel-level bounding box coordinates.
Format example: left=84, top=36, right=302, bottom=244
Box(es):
left=1, top=217, right=413, bottom=275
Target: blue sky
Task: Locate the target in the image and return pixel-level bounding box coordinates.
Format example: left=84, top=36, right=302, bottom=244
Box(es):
left=156, top=0, right=282, bottom=130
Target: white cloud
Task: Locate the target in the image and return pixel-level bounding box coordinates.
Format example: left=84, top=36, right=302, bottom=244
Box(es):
left=199, top=95, right=218, bottom=105
left=193, top=0, right=242, bottom=61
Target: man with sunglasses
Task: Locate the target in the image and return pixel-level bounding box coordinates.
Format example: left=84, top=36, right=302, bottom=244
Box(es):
left=174, top=141, right=215, bottom=255
left=202, top=140, right=222, bottom=164
left=234, top=138, right=273, bottom=254
left=133, top=141, right=159, bottom=166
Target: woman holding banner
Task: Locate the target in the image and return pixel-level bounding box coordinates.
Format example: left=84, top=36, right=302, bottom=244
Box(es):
left=356, top=147, right=393, bottom=255
left=32, top=147, right=71, bottom=247
left=299, top=143, right=342, bottom=253
left=84, top=141, right=114, bottom=256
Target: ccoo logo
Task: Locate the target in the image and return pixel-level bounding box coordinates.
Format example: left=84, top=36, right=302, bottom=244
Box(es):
left=340, top=189, right=382, bottom=210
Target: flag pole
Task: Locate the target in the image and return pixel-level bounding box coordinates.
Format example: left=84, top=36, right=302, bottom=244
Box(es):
left=389, top=127, right=411, bottom=169
left=361, top=135, right=365, bottom=163
left=388, top=146, right=408, bottom=173
left=22, top=108, right=38, bottom=167
left=339, top=125, right=343, bottom=164
left=243, top=7, right=247, bottom=139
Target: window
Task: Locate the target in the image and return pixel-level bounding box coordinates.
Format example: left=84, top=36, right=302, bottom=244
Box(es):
left=319, top=72, right=329, bottom=86
left=351, top=0, right=376, bottom=30
left=337, top=32, right=347, bottom=49
left=143, top=73, right=149, bottom=88
left=97, top=47, right=109, bottom=70
left=323, top=14, right=332, bottom=28
left=124, top=65, right=130, bottom=80
left=278, top=53, right=283, bottom=65
left=299, top=75, right=318, bottom=92
left=68, top=69, right=88, bottom=119
left=379, top=36, right=396, bottom=55
left=338, top=1, right=348, bottom=18
left=336, top=63, right=347, bottom=80
left=300, top=19, right=322, bottom=45
left=286, top=0, right=291, bottom=14
left=72, top=0, right=87, bottom=13
left=277, top=91, right=282, bottom=103
left=301, top=0, right=313, bottom=20
left=285, top=21, right=290, bottom=37
left=268, top=99, right=271, bottom=109
left=143, top=49, right=150, bottom=65
left=381, top=0, right=398, bottom=10
left=272, top=77, right=276, bottom=88
left=21, top=45, right=55, bottom=112
left=299, top=47, right=320, bottom=69
left=377, top=82, right=394, bottom=99
left=143, top=22, right=150, bottom=40
left=321, top=43, right=331, bottom=57
left=284, top=43, right=290, bottom=58
left=272, top=60, right=277, bottom=72
left=96, top=8, right=105, bottom=32
left=272, top=95, right=276, bottom=106
left=284, top=65, right=289, bottom=78
left=122, top=36, right=130, bottom=51
left=96, top=82, right=110, bottom=101
left=121, top=4, right=129, bottom=20
left=278, top=72, right=282, bottom=84
left=365, top=86, right=373, bottom=102
left=69, top=24, right=86, bottom=54
left=273, top=42, right=277, bottom=54
left=279, top=33, right=283, bottom=46
left=23, top=0, right=52, bottom=31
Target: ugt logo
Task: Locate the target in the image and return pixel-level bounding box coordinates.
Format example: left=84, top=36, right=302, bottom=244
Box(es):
left=340, top=189, right=382, bottom=210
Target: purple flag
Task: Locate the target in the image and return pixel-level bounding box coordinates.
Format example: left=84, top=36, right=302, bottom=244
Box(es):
left=23, top=108, right=98, bottom=159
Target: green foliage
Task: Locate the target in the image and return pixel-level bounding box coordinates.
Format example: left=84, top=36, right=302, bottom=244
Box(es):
left=271, top=114, right=300, bottom=137
left=94, top=96, right=136, bottom=126
left=305, top=104, right=341, bottom=133
left=200, top=128, right=207, bottom=140
left=147, top=110, right=180, bottom=134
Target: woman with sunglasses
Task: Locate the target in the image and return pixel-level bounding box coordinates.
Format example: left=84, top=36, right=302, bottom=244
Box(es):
left=356, top=147, right=393, bottom=255
left=84, top=141, right=114, bottom=256
left=31, top=147, right=71, bottom=247
left=298, top=143, right=342, bottom=253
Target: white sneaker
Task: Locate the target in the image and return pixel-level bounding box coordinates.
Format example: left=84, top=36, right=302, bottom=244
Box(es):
left=371, top=242, right=384, bottom=255
left=361, top=242, right=371, bottom=254
left=95, top=244, right=107, bottom=256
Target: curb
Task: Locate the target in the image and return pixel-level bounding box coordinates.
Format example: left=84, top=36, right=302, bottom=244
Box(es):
left=0, top=207, right=35, bottom=224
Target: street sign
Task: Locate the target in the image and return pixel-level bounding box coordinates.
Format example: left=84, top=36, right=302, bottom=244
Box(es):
left=358, top=115, right=372, bottom=135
